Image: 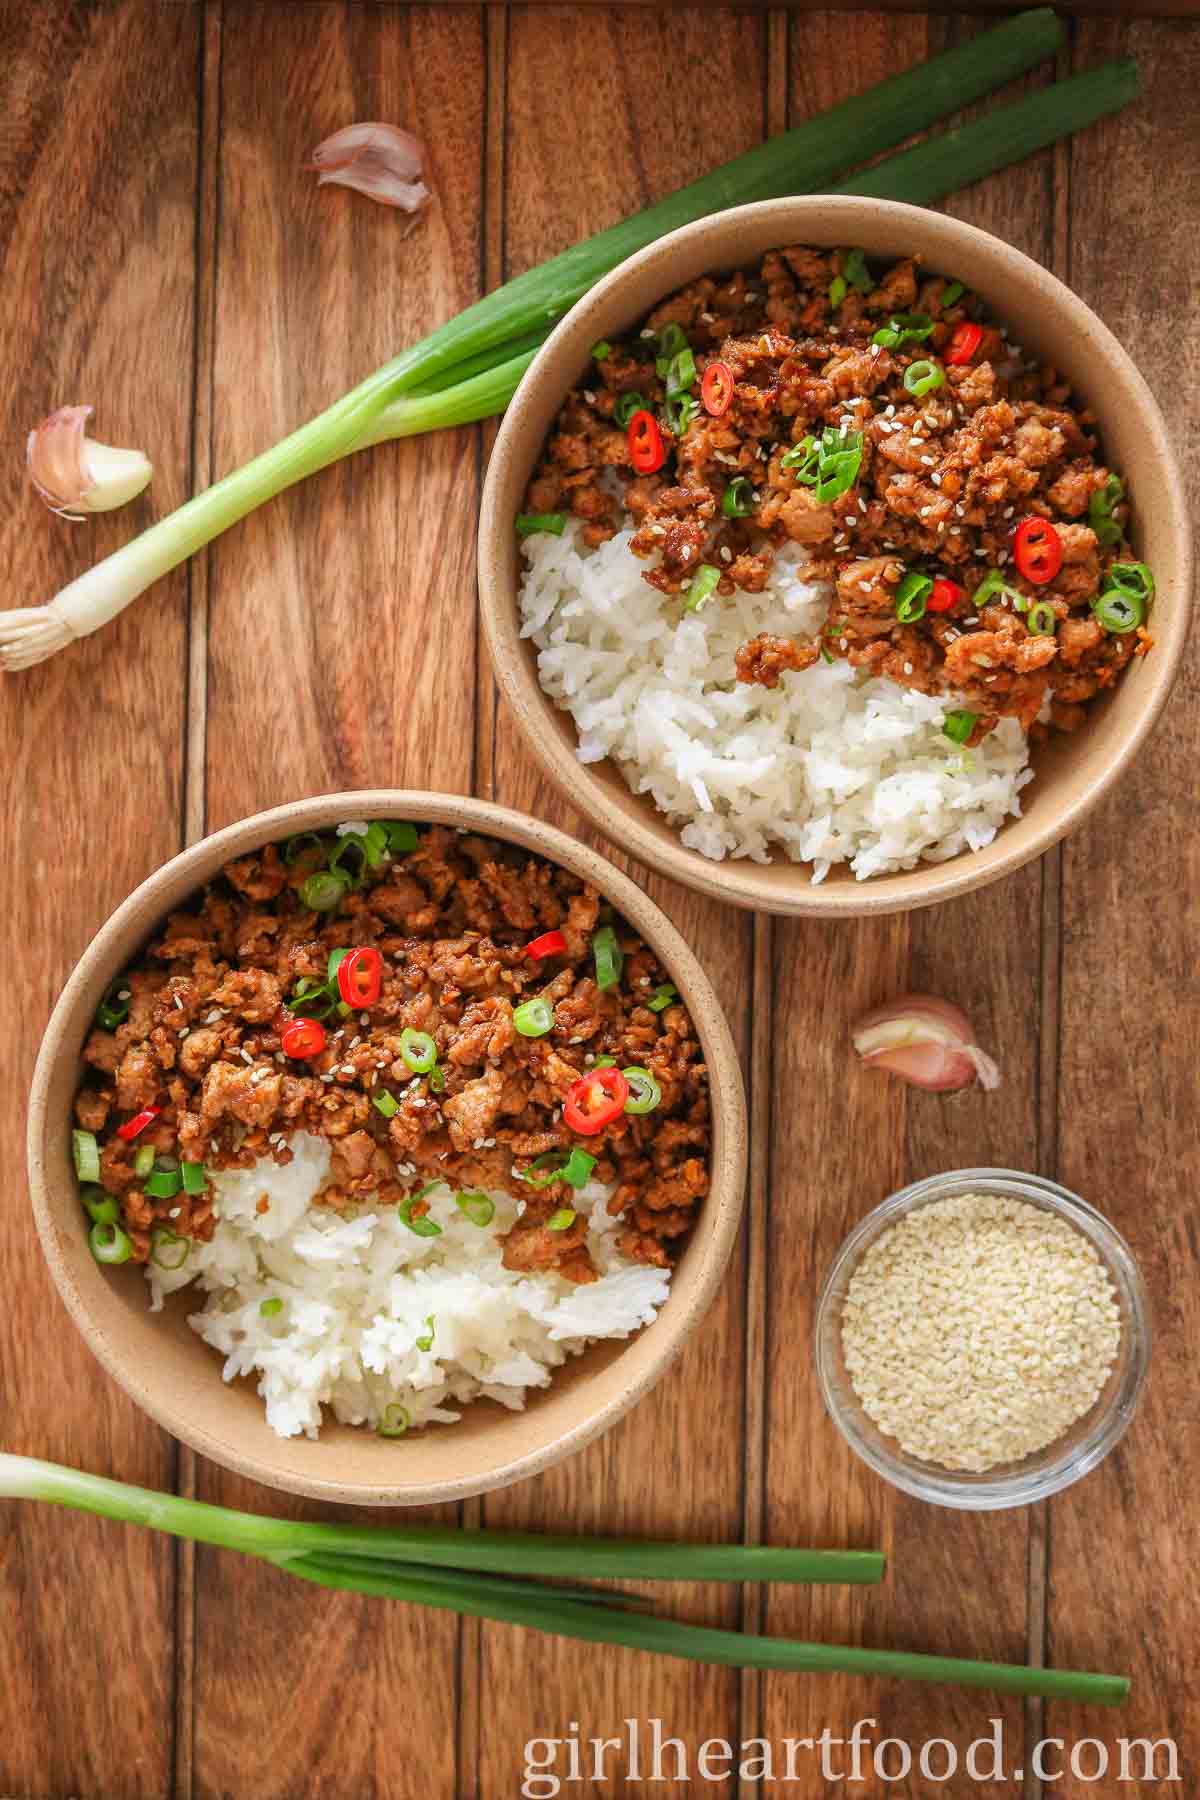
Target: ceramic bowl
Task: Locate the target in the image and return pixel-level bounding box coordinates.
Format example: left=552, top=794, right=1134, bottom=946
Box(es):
left=28, top=792, right=747, bottom=1505
left=479, top=196, right=1192, bottom=916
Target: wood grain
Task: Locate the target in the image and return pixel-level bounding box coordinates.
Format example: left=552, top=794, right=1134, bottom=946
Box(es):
left=0, top=2, right=200, bottom=1794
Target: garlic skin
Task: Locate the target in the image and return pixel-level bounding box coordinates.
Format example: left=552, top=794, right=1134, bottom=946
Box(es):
left=28, top=407, right=152, bottom=520
left=852, top=994, right=1001, bottom=1092
left=306, top=123, right=430, bottom=220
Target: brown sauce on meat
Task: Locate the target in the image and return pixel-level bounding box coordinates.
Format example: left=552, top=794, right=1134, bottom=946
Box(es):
left=75, top=828, right=710, bottom=1284
left=525, top=247, right=1151, bottom=741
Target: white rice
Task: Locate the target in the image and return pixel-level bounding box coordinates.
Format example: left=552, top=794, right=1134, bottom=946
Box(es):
left=519, top=522, right=1034, bottom=881
left=147, top=1134, right=669, bottom=1440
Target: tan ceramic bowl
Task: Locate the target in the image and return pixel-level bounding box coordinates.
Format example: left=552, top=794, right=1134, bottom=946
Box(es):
left=480, top=197, right=1192, bottom=916
left=29, top=792, right=746, bottom=1505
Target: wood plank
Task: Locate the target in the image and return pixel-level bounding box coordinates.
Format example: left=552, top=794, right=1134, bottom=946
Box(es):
left=470, top=7, right=764, bottom=1795
left=191, top=6, right=487, bottom=1796
left=0, top=2, right=200, bottom=1794
left=1047, top=17, right=1200, bottom=1790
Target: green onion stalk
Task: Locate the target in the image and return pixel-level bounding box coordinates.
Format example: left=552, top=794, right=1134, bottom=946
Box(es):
left=0, top=16, right=1140, bottom=673
left=0, top=1454, right=1128, bottom=1704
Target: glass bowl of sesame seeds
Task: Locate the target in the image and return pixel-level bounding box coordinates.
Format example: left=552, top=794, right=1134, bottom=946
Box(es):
left=815, top=1168, right=1151, bottom=1510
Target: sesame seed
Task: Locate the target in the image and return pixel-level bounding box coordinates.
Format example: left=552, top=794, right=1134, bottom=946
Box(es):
left=584, top=390, right=597, bottom=405
left=240, top=1048, right=253, bottom=1065
left=117, top=989, right=131, bottom=1001
left=173, top=994, right=184, bottom=1010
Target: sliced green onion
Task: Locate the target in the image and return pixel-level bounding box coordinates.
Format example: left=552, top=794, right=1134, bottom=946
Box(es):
left=973, top=567, right=1026, bottom=611
left=181, top=1161, right=207, bottom=1196
left=327, top=947, right=351, bottom=985
left=683, top=565, right=721, bottom=613
left=456, top=1191, right=496, bottom=1227
left=664, top=390, right=697, bottom=436
left=415, top=1315, right=436, bottom=1352
left=1088, top=473, right=1125, bottom=548
left=373, top=1090, right=400, bottom=1120
left=383, top=821, right=419, bottom=853
left=647, top=984, right=677, bottom=1013
left=72, top=1130, right=101, bottom=1184
left=133, top=1144, right=156, bottom=1179
left=654, top=323, right=689, bottom=374
left=96, top=977, right=131, bottom=1031
left=81, top=1188, right=118, bottom=1226
left=591, top=340, right=612, bottom=362
left=398, top=1198, right=442, bottom=1238
left=1092, top=588, right=1144, bottom=634
left=260, top=1297, right=284, bottom=1318
left=781, top=436, right=820, bottom=481
left=150, top=1229, right=190, bottom=1272
left=828, top=275, right=847, bottom=308
left=515, top=513, right=567, bottom=538
left=622, top=1068, right=662, bottom=1115
left=902, top=358, right=945, bottom=397
left=377, top=1403, right=411, bottom=1438
left=942, top=710, right=977, bottom=744
left=664, top=347, right=696, bottom=395
left=517, top=1148, right=595, bottom=1190
left=145, top=1166, right=182, bottom=1200
left=785, top=426, right=864, bottom=503
left=843, top=248, right=872, bottom=292
left=89, top=1220, right=133, bottom=1266
left=894, top=570, right=933, bottom=623
left=814, top=444, right=863, bottom=504
left=399, top=1029, right=438, bottom=1074
left=592, top=925, right=623, bottom=991
left=283, top=831, right=326, bottom=866
left=362, top=821, right=390, bottom=866
left=546, top=1209, right=577, bottom=1233
left=593, top=1056, right=617, bottom=1068
left=871, top=311, right=934, bottom=348
left=614, top=390, right=646, bottom=429
left=300, top=870, right=350, bottom=913
left=428, top=1065, right=446, bottom=1094
left=328, top=835, right=370, bottom=889
left=1106, top=561, right=1154, bottom=603
left=721, top=477, right=754, bottom=519
left=940, top=279, right=965, bottom=307
left=289, top=975, right=336, bottom=1019
left=513, top=997, right=554, bottom=1038
left=1026, top=601, right=1057, bottom=636
left=820, top=644, right=835, bottom=665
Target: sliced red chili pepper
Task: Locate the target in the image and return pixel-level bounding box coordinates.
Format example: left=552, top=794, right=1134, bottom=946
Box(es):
left=116, top=1106, right=161, bottom=1142
left=281, top=1019, right=327, bottom=1059
left=627, top=409, right=665, bottom=475
left=700, top=360, right=734, bottom=418
left=927, top=577, right=964, bottom=613
left=526, top=929, right=567, bottom=960
left=562, top=1067, right=630, bottom=1137
left=945, top=322, right=984, bottom=366
left=1013, top=517, right=1064, bottom=585
left=336, top=946, right=383, bottom=1008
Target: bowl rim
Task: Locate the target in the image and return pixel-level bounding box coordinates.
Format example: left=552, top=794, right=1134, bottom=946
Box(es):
left=814, top=1166, right=1152, bottom=1510
left=28, top=790, right=748, bottom=1505
left=479, top=194, right=1194, bottom=918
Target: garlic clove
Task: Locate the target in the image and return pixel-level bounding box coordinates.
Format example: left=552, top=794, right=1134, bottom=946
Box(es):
left=852, top=993, right=1000, bottom=1092
left=28, top=407, right=152, bottom=519
left=306, top=122, right=430, bottom=220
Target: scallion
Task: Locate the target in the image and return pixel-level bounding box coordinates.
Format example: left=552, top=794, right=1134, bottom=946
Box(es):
left=614, top=390, right=646, bottom=429
left=89, top=1222, right=132, bottom=1266
left=456, top=1191, right=496, bottom=1227
left=1026, top=601, right=1057, bottom=636
left=973, top=568, right=1026, bottom=610
left=260, top=1297, right=284, bottom=1318
left=377, top=1404, right=411, bottom=1439
left=903, top=358, right=945, bottom=397
left=133, top=1144, right=156, bottom=1179
left=300, top=870, right=350, bottom=913
left=145, top=1167, right=182, bottom=1200
left=843, top=248, right=873, bottom=292
left=398, top=1197, right=442, bottom=1239
left=181, top=1161, right=207, bottom=1196
left=415, top=1316, right=436, bottom=1352
left=721, top=478, right=754, bottom=519
left=664, top=390, right=697, bottom=436
left=940, top=279, right=965, bottom=307
left=654, top=323, right=689, bottom=375
left=72, top=1130, right=101, bottom=1185
left=373, top=1090, right=400, bottom=1120
left=513, top=997, right=555, bottom=1039
left=647, top=984, right=677, bottom=1013
left=591, top=340, right=612, bottom=362
left=383, top=821, right=419, bottom=853
left=96, top=977, right=131, bottom=1031
left=546, top=1209, right=577, bottom=1233
left=894, top=570, right=933, bottom=623
left=622, top=1068, right=662, bottom=1116
left=664, top=347, right=696, bottom=396
left=81, top=1188, right=118, bottom=1226
left=872, top=312, right=933, bottom=349
left=828, top=275, right=848, bottom=309
left=1107, top=561, right=1154, bottom=603
left=328, top=835, right=370, bottom=889
left=1092, top=588, right=1145, bottom=634
left=684, top=565, right=721, bottom=613
left=1088, top=473, right=1125, bottom=548
left=592, top=925, right=623, bottom=991
left=150, top=1229, right=190, bottom=1272
left=399, top=1028, right=438, bottom=1075
left=515, top=513, right=567, bottom=538
left=943, top=710, right=977, bottom=745
left=518, top=1149, right=596, bottom=1190
left=283, top=831, right=326, bottom=866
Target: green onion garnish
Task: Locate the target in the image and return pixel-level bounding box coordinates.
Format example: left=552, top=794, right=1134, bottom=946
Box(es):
left=592, top=925, right=623, bottom=991
left=781, top=437, right=821, bottom=481
left=784, top=426, right=863, bottom=503
left=828, top=275, right=847, bottom=308
left=415, top=1315, right=436, bottom=1352
left=517, top=1149, right=596, bottom=1190
left=664, top=347, right=696, bottom=395
left=593, top=1056, right=617, bottom=1068
left=972, top=568, right=1025, bottom=610
left=398, top=1198, right=442, bottom=1239
left=820, top=644, right=835, bottom=665
left=665, top=390, right=697, bottom=436
left=546, top=1209, right=577, bottom=1233
left=622, top=1068, right=662, bottom=1115
left=1026, top=601, right=1057, bottom=636
left=134, top=1144, right=156, bottom=1179
left=81, top=1188, right=119, bottom=1226
left=376, top=1403, right=411, bottom=1438
left=362, top=821, right=390, bottom=866
left=260, top=1297, right=284, bottom=1318
left=721, top=477, right=754, bottom=519
left=843, top=248, right=872, bottom=292
left=181, top=1161, right=207, bottom=1196
left=647, top=984, right=677, bottom=1013
left=942, top=710, right=977, bottom=744
left=150, top=1228, right=190, bottom=1271
left=684, top=565, right=721, bottom=613
left=89, top=1220, right=133, bottom=1266
left=902, top=358, right=945, bottom=397
left=872, top=311, right=934, bottom=348
left=1106, top=561, right=1154, bottom=604
left=289, top=976, right=336, bottom=1020
left=654, top=322, right=689, bottom=375
left=299, top=870, right=350, bottom=912
left=614, top=390, right=646, bottom=429
left=145, top=1165, right=182, bottom=1200
left=1091, top=588, right=1144, bottom=634
left=515, top=513, right=568, bottom=538
left=373, top=1090, right=400, bottom=1120
left=456, top=1191, right=496, bottom=1227
left=1088, top=473, right=1125, bottom=548
left=428, top=1065, right=446, bottom=1093
left=940, top=279, right=965, bottom=307
left=327, top=947, right=351, bottom=985
left=591, top=340, right=612, bottom=362
left=96, top=978, right=131, bottom=1031
left=383, top=821, right=419, bottom=853
left=73, top=1130, right=101, bottom=1185
left=328, top=835, right=371, bottom=889
left=283, top=831, right=326, bottom=866
left=399, top=1029, right=438, bottom=1074
left=894, top=570, right=933, bottom=623
left=513, top=997, right=554, bottom=1039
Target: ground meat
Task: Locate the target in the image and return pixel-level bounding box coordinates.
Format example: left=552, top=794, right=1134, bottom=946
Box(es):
left=735, top=634, right=818, bottom=689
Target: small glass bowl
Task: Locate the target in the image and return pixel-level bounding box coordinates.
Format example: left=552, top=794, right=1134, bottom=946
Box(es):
left=815, top=1168, right=1151, bottom=1510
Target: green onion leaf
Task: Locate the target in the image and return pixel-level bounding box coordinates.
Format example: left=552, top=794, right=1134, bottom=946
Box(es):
left=843, top=248, right=872, bottom=292
left=145, top=1166, right=182, bottom=1200
left=546, top=1208, right=577, bottom=1233
left=972, top=568, right=1026, bottom=610
left=721, top=477, right=754, bottom=519
left=614, top=390, right=646, bottom=430
left=456, top=1191, right=496, bottom=1227
left=902, top=358, right=945, bottom=398
left=894, top=570, right=933, bottom=623
left=622, top=1068, right=662, bottom=1116
left=81, top=1188, right=119, bottom=1226
left=428, top=1065, right=446, bottom=1093
left=373, top=1090, right=400, bottom=1120
left=150, top=1228, right=190, bottom=1271
left=591, top=340, right=612, bottom=362
left=377, top=1403, right=411, bottom=1438
left=513, top=997, right=555, bottom=1039
left=288, top=976, right=336, bottom=1020
left=399, top=1028, right=438, bottom=1074
left=871, top=311, right=934, bottom=349
left=328, top=835, right=370, bottom=890
left=654, top=323, right=689, bottom=375
left=781, top=436, right=820, bottom=482
left=260, top=1297, right=284, bottom=1318
left=592, top=925, right=623, bottom=991
left=940, top=279, right=965, bottom=307
left=664, top=347, right=696, bottom=395
left=415, top=1315, right=436, bottom=1352
left=383, top=821, right=419, bottom=853
left=1106, top=561, right=1154, bottom=603
left=828, top=275, right=848, bottom=308
left=361, top=821, right=390, bottom=866
left=683, top=565, right=721, bottom=613
left=1026, top=601, right=1058, bottom=636
left=593, top=1056, right=617, bottom=1068
left=89, top=1221, right=133, bottom=1266
left=515, top=513, right=568, bottom=538
left=134, top=1144, right=156, bottom=1179
left=1087, top=473, right=1125, bottom=548
left=180, top=1161, right=207, bottom=1196
left=73, top=1130, right=101, bottom=1185
left=647, top=984, right=677, bottom=1013
left=300, top=870, right=350, bottom=913
left=942, top=710, right=977, bottom=745
left=398, top=1198, right=442, bottom=1239
left=283, top=832, right=327, bottom=866
left=813, top=445, right=863, bottom=504
left=664, top=390, right=697, bottom=436
left=1091, top=588, right=1144, bottom=634
left=96, top=977, right=131, bottom=1031
left=327, top=947, right=351, bottom=986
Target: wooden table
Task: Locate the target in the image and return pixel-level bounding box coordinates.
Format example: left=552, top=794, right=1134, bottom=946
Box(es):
left=2, top=5, right=1196, bottom=1796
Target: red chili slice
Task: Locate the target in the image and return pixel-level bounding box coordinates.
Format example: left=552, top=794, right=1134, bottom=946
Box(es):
left=281, top=1019, right=327, bottom=1059
left=526, top=929, right=567, bottom=960
left=562, top=1067, right=630, bottom=1137
left=116, top=1106, right=161, bottom=1142
left=1012, top=517, right=1064, bottom=585
left=927, top=577, right=964, bottom=613
left=336, top=947, right=383, bottom=1008
left=700, top=361, right=734, bottom=417
left=627, top=409, right=665, bottom=475
left=945, top=322, right=984, bottom=366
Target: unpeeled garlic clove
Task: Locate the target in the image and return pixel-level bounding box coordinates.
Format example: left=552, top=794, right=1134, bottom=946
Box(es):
left=27, top=407, right=152, bottom=519
left=852, top=993, right=1000, bottom=1092
left=306, top=122, right=430, bottom=220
